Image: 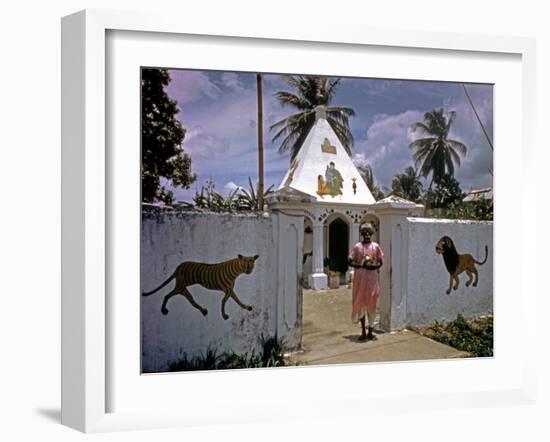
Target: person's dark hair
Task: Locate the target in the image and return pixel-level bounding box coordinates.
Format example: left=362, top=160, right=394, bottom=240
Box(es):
left=360, top=222, right=375, bottom=234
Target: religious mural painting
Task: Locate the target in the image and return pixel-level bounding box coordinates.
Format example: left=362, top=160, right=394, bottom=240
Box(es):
left=321, top=137, right=337, bottom=154
left=316, top=161, right=344, bottom=197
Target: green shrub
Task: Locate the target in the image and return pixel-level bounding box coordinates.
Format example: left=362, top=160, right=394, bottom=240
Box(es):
left=422, top=314, right=493, bottom=357
left=167, top=335, right=288, bottom=372
left=179, top=177, right=274, bottom=213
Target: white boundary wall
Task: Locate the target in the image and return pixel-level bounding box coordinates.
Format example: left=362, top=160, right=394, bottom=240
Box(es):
left=140, top=209, right=303, bottom=373
left=406, top=218, right=493, bottom=327
left=379, top=212, right=493, bottom=330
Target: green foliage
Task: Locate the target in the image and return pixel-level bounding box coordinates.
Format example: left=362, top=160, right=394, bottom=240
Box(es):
left=188, top=180, right=240, bottom=212
left=424, top=173, right=464, bottom=209
left=409, top=108, right=467, bottom=187
left=467, top=198, right=493, bottom=221
left=167, top=335, right=288, bottom=372
left=235, top=177, right=274, bottom=212
left=357, top=164, right=385, bottom=201
left=181, top=178, right=274, bottom=212
left=422, top=314, right=493, bottom=357
left=167, top=346, right=222, bottom=371
left=270, top=76, right=355, bottom=161
left=259, top=334, right=286, bottom=367
left=391, top=166, right=424, bottom=202
left=431, top=198, right=493, bottom=221
left=423, top=175, right=493, bottom=221
left=141, top=68, right=197, bottom=203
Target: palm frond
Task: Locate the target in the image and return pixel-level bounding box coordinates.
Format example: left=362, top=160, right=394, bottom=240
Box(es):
left=419, top=146, right=440, bottom=178
left=270, top=110, right=314, bottom=141
left=444, top=153, right=455, bottom=176
left=274, top=115, right=315, bottom=158
left=328, top=119, right=354, bottom=155
left=273, top=91, right=311, bottom=110
left=325, top=79, right=341, bottom=102
left=248, top=176, right=256, bottom=201
left=409, top=137, right=436, bottom=149
left=410, top=122, right=431, bottom=134
left=326, top=106, right=356, bottom=119
left=445, top=111, right=456, bottom=136
left=446, top=139, right=467, bottom=156
left=290, top=129, right=313, bottom=161
left=448, top=146, right=462, bottom=168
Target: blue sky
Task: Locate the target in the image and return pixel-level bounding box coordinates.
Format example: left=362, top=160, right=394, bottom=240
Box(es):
left=162, top=70, right=493, bottom=202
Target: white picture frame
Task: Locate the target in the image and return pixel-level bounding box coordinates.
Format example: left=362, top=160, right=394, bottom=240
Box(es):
left=61, top=9, right=537, bottom=433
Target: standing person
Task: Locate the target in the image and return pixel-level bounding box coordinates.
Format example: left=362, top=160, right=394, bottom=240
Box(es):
left=348, top=222, right=384, bottom=341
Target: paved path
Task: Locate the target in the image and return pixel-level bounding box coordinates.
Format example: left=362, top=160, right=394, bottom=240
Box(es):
left=287, top=287, right=469, bottom=366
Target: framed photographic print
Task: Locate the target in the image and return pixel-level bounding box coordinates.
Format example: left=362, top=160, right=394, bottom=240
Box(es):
left=62, top=9, right=537, bottom=433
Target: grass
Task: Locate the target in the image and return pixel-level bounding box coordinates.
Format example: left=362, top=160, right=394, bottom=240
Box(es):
left=418, top=314, right=493, bottom=357
left=167, top=334, right=290, bottom=372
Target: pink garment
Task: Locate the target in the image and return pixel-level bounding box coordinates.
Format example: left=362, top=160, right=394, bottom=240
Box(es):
left=348, top=241, right=384, bottom=323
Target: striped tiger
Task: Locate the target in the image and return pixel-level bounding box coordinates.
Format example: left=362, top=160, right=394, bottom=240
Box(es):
left=142, top=254, right=259, bottom=320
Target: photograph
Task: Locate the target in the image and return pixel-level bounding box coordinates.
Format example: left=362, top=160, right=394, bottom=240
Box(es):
left=140, top=68, right=494, bottom=374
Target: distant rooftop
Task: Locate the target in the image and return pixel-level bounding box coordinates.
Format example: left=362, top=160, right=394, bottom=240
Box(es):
left=463, top=188, right=493, bottom=203
left=376, top=195, right=416, bottom=204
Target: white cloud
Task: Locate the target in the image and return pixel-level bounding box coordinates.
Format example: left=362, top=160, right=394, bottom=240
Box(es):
left=444, top=84, right=493, bottom=191
left=353, top=110, right=424, bottom=189
left=166, top=70, right=221, bottom=104
left=351, top=153, right=369, bottom=168
left=173, top=72, right=296, bottom=188
left=219, top=73, right=246, bottom=93
left=223, top=181, right=244, bottom=195
left=363, top=79, right=405, bottom=97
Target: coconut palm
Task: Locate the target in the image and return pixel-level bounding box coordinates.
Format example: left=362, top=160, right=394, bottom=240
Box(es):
left=391, top=166, right=424, bottom=202
left=409, top=108, right=467, bottom=188
left=270, top=76, right=355, bottom=162
left=357, top=164, right=385, bottom=201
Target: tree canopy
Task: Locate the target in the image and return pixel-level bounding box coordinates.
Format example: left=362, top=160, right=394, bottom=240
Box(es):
left=424, top=173, right=464, bottom=209
left=357, top=164, right=385, bottom=201
left=141, top=68, right=196, bottom=204
left=409, top=108, right=467, bottom=188
left=391, top=166, right=424, bottom=202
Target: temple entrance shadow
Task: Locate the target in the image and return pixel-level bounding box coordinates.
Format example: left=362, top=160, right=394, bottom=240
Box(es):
left=328, top=217, right=349, bottom=276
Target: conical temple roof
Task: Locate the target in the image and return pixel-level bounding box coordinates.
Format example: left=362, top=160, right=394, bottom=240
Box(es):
left=278, top=106, right=375, bottom=205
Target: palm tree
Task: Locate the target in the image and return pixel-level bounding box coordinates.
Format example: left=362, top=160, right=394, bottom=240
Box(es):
left=391, top=166, right=424, bottom=202
left=270, top=76, right=355, bottom=162
left=409, top=108, right=467, bottom=188
left=357, top=164, right=385, bottom=201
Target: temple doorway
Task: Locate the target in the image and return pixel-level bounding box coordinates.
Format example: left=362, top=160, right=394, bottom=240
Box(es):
left=327, top=217, right=349, bottom=279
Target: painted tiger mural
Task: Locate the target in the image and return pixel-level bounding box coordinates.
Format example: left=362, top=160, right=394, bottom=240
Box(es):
left=142, top=254, right=259, bottom=320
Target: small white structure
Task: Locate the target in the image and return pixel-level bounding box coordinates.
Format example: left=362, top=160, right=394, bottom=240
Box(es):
left=268, top=106, right=384, bottom=290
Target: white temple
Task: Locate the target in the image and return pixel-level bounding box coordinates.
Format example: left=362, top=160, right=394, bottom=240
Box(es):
left=278, top=106, right=376, bottom=206
left=267, top=106, right=383, bottom=289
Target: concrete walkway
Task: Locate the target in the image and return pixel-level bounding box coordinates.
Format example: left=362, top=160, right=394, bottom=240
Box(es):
left=287, top=287, right=469, bottom=366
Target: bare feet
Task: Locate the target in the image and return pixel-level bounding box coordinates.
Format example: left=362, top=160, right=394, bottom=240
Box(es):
left=367, top=327, right=377, bottom=341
